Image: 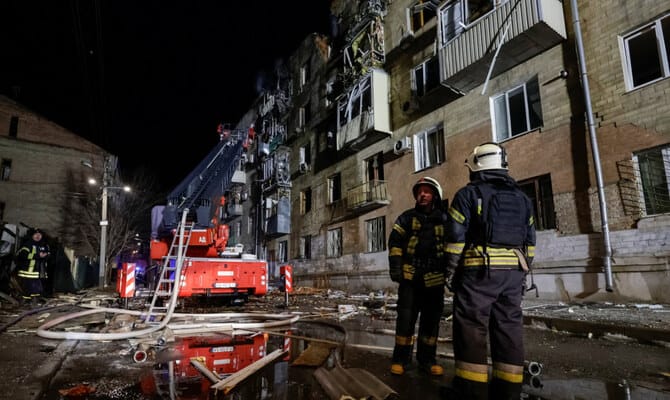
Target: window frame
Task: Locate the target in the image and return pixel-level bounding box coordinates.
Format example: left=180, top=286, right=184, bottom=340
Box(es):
left=408, top=0, right=437, bottom=34
left=299, top=235, right=311, bottom=259
left=412, top=56, right=440, bottom=97
left=633, top=144, right=670, bottom=216
left=620, top=13, right=670, bottom=91
left=366, top=216, right=386, bottom=253
left=518, top=174, right=556, bottom=231
left=327, top=227, right=342, bottom=258
left=413, top=125, right=445, bottom=171
left=300, top=187, right=312, bottom=215
left=490, top=76, right=543, bottom=141
left=327, top=173, right=342, bottom=204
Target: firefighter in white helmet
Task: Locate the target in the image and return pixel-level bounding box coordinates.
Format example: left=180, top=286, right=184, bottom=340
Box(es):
left=441, top=142, right=536, bottom=399
left=388, top=176, right=448, bottom=376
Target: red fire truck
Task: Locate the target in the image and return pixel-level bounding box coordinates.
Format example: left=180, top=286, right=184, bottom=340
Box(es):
left=140, top=125, right=267, bottom=303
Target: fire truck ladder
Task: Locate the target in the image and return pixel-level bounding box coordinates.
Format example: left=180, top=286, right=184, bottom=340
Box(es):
left=143, top=209, right=192, bottom=325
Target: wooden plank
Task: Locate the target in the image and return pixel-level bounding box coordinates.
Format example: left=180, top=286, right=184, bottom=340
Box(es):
left=210, top=349, right=287, bottom=394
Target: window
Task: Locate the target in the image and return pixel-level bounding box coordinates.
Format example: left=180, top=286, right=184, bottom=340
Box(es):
left=300, top=143, right=311, bottom=165
left=414, top=125, right=445, bottom=171
left=365, top=152, right=385, bottom=182
left=337, top=74, right=372, bottom=129
left=9, top=116, right=18, bottom=138
left=412, top=56, right=440, bottom=97
left=518, top=174, right=556, bottom=231
left=634, top=145, right=670, bottom=215
left=439, top=0, right=499, bottom=45
left=1, top=159, right=11, bottom=181
left=300, top=63, right=310, bottom=90
left=278, top=240, right=288, bottom=263
left=409, top=0, right=437, bottom=33
left=366, top=216, right=386, bottom=253
left=0, top=201, right=4, bottom=221
left=328, top=173, right=342, bottom=204
left=299, top=235, right=311, bottom=259
left=491, top=76, right=542, bottom=141
left=300, top=188, right=312, bottom=214
left=327, top=228, right=342, bottom=258
left=621, top=14, right=670, bottom=90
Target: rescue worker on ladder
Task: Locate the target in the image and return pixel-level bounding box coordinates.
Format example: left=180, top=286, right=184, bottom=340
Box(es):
left=442, top=143, right=535, bottom=400
left=388, top=177, right=448, bottom=376
left=442, top=143, right=536, bottom=399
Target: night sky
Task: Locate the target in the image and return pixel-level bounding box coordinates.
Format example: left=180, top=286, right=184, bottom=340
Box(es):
left=1, top=1, right=333, bottom=192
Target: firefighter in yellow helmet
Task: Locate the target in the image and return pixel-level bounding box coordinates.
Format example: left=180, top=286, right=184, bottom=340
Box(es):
left=388, top=176, right=448, bottom=376
left=442, top=143, right=536, bottom=399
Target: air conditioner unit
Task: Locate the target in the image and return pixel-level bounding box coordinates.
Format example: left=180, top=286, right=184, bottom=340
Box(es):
left=394, top=137, right=412, bottom=155
left=299, top=162, right=310, bottom=173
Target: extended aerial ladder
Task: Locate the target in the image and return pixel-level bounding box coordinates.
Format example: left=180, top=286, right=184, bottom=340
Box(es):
left=133, top=127, right=267, bottom=306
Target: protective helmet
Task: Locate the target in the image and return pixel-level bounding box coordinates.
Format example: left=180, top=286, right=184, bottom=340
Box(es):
left=465, top=142, right=508, bottom=171
left=412, top=177, right=443, bottom=202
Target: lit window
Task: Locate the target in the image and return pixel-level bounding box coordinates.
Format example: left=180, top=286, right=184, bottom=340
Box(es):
left=621, top=14, right=670, bottom=90
left=490, top=76, right=542, bottom=141
left=409, top=0, right=437, bottom=33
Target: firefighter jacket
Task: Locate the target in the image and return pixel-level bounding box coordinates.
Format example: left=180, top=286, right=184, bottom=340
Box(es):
left=388, top=205, right=448, bottom=287
left=445, top=170, right=536, bottom=273
left=16, top=240, right=49, bottom=280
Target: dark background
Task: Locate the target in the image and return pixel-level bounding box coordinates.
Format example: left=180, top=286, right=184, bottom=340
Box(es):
left=0, top=1, right=333, bottom=192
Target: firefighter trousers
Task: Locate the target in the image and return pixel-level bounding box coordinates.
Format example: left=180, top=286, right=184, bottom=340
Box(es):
left=451, top=267, right=525, bottom=400
left=392, top=279, right=444, bottom=366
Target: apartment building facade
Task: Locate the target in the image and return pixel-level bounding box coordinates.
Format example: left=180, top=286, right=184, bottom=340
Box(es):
left=0, top=95, right=115, bottom=265
left=238, top=0, right=670, bottom=302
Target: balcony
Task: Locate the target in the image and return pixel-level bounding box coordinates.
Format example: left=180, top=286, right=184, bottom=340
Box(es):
left=439, top=0, right=566, bottom=94
left=337, top=69, right=392, bottom=154
left=329, top=180, right=391, bottom=223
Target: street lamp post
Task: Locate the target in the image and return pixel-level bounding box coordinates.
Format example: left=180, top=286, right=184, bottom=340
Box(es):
left=99, top=185, right=109, bottom=287
left=97, top=184, right=131, bottom=288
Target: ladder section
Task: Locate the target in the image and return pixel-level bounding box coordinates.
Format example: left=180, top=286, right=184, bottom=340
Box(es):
left=144, top=210, right=192, bottom=324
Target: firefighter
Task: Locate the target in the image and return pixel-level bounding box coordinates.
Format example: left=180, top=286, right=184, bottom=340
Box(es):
left=442, top=143, right=536, bottom=399
left=388, top=176, right=448, bottom=376
left=15, top=228, right=50, bottom=305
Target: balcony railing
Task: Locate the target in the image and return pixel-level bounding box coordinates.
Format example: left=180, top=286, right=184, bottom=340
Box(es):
left=328, top=180, right=390, bottom=223
left=439, top=0, right=566, bottom=94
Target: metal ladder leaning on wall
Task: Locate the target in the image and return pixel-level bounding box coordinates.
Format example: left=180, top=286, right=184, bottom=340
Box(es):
left=143, top=209, right=192, bottom=324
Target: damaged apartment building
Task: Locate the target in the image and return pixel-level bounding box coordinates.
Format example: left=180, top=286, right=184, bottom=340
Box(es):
left=231, top=0, right=670, bottom=303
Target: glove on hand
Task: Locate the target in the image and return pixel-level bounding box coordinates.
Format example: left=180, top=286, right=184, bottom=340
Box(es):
left=389, top=264, right=402, bottom=283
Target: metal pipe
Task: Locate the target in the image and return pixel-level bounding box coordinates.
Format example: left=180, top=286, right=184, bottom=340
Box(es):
left=570, top=0, right=613, bottom=291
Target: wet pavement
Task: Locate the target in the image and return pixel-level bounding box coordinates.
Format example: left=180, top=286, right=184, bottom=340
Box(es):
left=1, top=287, right=669, bottom=399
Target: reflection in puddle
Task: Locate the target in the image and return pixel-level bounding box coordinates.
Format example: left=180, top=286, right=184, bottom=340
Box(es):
left=128, top=321, right=669, bottom=400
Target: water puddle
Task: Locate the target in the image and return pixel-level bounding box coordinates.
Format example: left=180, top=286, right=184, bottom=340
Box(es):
left=113, top=320, right=670, bottom=400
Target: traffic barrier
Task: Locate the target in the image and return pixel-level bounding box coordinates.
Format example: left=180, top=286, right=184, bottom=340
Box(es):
left=117, top=262, right=136, bottom=298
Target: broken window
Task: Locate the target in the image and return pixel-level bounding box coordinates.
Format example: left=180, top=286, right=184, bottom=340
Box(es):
left=622, top=13, right=670, bottom=90
left=366, top=216, right=386, bottom=253
left=518, top=174, right=556, bottom=231
left=327, top=227, right=342, bottom=258
left=328, top=173, right=342, bottom=204
left=409, top=0, right=437, bottom=33
left=439, top=0, right=504, bottom=45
